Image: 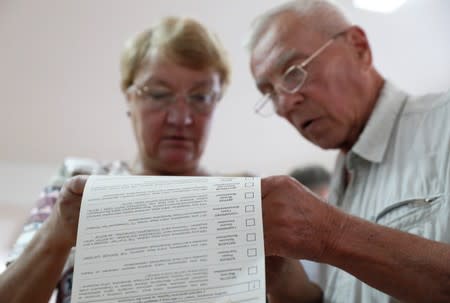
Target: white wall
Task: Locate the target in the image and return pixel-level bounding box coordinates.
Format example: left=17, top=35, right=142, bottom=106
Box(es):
left=1, top=0, right=449, bottom=211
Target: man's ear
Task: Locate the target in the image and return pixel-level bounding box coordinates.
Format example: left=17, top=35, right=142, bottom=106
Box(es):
left=345, top=25, right=373, bottom=69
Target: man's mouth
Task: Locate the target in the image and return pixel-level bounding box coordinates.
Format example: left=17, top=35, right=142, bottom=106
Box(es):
left=301, top=119, right=314, bottom=130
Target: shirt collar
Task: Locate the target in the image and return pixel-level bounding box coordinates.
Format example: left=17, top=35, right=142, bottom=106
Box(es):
left=351, top=81, right=408, bottom=163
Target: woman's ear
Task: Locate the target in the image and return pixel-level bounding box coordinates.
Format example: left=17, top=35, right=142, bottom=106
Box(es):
left=124, top=87, right=133, bottom=103
left=124, top=89, right=134, bottom=118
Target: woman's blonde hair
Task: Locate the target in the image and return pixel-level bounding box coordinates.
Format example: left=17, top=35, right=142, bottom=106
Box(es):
left=120, top=17, right=231, bottom=93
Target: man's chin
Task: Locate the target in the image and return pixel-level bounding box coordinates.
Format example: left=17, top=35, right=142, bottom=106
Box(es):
left=301, top=132, right=339, bottom=150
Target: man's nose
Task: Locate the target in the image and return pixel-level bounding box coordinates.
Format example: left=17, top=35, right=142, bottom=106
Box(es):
left=166, top=97, right=194, bottom=126
left=276, top=90, right=304, bottom=116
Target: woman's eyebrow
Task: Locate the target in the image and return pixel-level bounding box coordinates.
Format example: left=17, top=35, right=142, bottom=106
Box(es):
left=138, top=77, right=171, bottom=88
left=189, top=80, right=213, bottom=90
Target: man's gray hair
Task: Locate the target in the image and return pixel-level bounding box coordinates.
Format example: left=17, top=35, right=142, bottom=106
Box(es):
left=246, top=0, right=351, bottom=52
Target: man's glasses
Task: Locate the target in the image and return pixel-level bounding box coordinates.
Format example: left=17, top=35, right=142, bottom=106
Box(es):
left=254, top=31, right=346, bottom=117
left=130, top=85, right=219, bottom=114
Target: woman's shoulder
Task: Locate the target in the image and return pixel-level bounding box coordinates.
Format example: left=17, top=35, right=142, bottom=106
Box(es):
left=49, top=157, right=132, bottom=187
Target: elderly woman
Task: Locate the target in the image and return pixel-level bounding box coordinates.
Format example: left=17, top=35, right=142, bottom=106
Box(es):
left=122, top=17, right=229, bottom=177
left=0, top=16, right=230, bottom=303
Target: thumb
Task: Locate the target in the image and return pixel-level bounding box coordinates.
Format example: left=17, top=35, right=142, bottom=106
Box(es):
left=60, top=175, right=89, bottom=201
left=261, top=176, right=279, bottom=198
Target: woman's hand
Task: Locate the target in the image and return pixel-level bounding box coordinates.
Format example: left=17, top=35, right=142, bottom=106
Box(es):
left=0, top=175, right=89, bottom=303
left=46, top=175, right=89, bottom=249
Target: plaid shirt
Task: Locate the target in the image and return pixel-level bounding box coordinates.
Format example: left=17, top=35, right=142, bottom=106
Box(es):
left=7, top=158, right=131, bottom=303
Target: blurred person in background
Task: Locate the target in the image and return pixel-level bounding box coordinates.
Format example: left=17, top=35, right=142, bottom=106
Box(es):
left=290, top=164, right=330, bottom=199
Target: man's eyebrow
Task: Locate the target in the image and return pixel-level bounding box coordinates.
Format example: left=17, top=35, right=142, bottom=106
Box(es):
left=255, top=76, right=273, bottom=94
left=275, top=49, right=303, bottom=71
left=256, top=49, right=306, bottom=92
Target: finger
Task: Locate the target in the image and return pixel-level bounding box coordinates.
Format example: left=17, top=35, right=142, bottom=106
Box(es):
left=59, top=175, right=88, bottom=203
left=66, top=175, right=89, bottom=195
left=65, top=175, right=88, bottom=195
left=261, top=176, right=274, bottom=198
left=264, top=233, right=283, bottom=257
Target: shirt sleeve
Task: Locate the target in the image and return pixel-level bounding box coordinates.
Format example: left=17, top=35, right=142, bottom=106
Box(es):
left=6, top=157, right=102, bottom=265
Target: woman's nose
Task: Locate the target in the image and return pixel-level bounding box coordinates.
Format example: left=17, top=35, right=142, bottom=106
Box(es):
left=166, top=97, right=194, bottom=126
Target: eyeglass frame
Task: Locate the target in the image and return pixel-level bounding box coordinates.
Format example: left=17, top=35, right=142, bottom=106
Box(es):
left=127, top=81, right=222, bottom=115
left=254, top=30, right=347, bottom=116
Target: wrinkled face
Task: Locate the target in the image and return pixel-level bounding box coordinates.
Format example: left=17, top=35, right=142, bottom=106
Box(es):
left=127, top=51, right=221, bottom=174
left=250, top=13, right=370, bottom=151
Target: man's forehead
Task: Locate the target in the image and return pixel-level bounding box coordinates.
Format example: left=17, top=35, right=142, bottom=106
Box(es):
left=251, top=16, right=311, bottom=83
left=254, top=13, right=296, bottom=50
left=252, top=47, right=298, bottom=80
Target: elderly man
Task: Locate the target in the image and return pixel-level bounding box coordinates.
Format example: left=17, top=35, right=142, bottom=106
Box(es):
left=248, top=0, right=450, bottom=302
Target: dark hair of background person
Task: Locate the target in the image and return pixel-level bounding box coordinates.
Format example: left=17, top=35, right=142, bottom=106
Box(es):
left=289, top=165, right=331, bottom=191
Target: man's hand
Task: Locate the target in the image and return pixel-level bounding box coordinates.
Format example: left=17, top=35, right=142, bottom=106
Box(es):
left=266, top=256, right=296, bottom=295
left=261, top=175, right=345, bottom=261
left=266, top=256, right=322, bottom=303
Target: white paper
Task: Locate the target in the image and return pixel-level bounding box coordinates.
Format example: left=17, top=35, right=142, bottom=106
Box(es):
left=71, top=175, right=265, bottom=303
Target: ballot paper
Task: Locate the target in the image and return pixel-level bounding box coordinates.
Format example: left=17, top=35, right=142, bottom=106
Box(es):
left=71, top=175, right=265, bottom=303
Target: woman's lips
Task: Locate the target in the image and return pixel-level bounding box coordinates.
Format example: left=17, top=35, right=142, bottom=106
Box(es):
left=162, top=136, right=193, bottom=146
left=164, top=134, right=191, bottom=140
